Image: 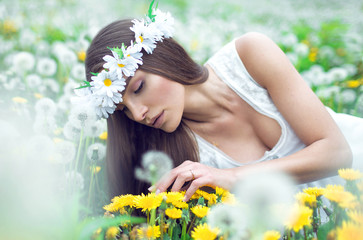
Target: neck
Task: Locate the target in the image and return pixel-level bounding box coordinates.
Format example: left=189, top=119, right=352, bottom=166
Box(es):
left=182, top=66, right=231, bottom=123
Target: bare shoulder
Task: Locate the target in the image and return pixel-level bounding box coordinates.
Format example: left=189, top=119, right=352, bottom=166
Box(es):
left=234, top=32, right=293, bottom=88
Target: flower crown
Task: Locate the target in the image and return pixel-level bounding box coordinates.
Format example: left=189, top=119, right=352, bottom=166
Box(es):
left=75, top=0, right=174, bottom=119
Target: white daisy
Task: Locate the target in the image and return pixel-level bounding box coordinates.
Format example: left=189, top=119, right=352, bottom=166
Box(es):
left=36, top=57, right=57, bottom=77
left=153, top=9, right=174, bottom=38
left=93, top=101, right=117, bottom=119
left=103, top=45, right=142, bottom=78
left=91, top=70, right=125, bottom=106
left=130, top=18, right=159, bottom=54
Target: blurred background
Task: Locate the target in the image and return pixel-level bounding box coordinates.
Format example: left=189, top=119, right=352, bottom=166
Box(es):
left=0, top=0, right=362, bottom=239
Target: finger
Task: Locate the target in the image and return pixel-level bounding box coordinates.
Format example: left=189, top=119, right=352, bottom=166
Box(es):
left=170, top=170, right=194, bottom=192
left=183, top=177, right=212, bottom=202
left=154, top=161, right=197, bottom=192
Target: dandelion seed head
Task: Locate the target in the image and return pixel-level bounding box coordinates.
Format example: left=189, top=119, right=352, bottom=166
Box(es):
left=33, top=115, right=57, bottom=135
left=63, top=120, right=82, bottom=141
left=232, top=171, right=296, bottom=231
left=36, top=57, right=57, bottom=77
left=84, top=120, right=106, bottom=138
left=35, top=97, right=57, bottom=116
left=25, top=74, right=42, bottom=87
left=135, top=151, right=173, bottom=184
left=87, top=143, right=106, bottom=162
left=13, top=51, right=35, bottom=73
left=70, top=63, right=85, bottom=80
left=26, top=135, right=55, bottom=162
left=69, top=104, right=97, bottom=128
left=53, top=140, right=76, bottom=164
left=64, top=171, right=84, bottom=191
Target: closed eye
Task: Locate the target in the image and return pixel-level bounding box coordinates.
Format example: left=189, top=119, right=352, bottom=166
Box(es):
left=134, top=81, right=144, bottom=94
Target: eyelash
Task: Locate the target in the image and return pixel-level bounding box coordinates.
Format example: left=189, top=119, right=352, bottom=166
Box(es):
left=134, top=81, right=144, bottom=94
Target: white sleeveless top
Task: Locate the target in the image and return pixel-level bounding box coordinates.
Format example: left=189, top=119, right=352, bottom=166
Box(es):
left=195, top=39, right=363, bottom=188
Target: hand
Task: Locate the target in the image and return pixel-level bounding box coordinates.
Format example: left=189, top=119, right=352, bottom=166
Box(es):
left=150, top=160, right=237, bottom=201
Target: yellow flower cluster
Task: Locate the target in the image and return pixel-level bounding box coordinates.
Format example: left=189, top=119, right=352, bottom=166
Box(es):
left=101, top=187, right=231, bottom=240
left=99, top=168, right=363, bottom=240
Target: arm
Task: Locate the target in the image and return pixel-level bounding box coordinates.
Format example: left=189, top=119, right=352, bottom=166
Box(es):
left=233, top=32, right=352, bottom=183
left=153, top=33, right=352, bottom=201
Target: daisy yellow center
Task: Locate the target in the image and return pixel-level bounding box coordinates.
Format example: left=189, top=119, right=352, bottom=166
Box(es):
left=117, top=63, right=125, bottom=68
left=104, top=78, right=112, bottom=87
left=139, top=35, right=144, bottom=42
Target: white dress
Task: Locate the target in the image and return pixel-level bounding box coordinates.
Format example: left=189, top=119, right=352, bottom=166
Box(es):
left=197, top=39, right=363, bottom=189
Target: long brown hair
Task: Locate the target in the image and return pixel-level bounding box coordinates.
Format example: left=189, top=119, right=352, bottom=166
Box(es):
left=85, top=19, right=208, bottom=198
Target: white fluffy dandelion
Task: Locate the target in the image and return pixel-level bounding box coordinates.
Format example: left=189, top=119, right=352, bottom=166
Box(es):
left=71, top=63, right=85, bottom=80
left=35, top=97, right=57, bottom=116
left=69, top=104, right=97, bottom=128
left=36, top=57, right=57, bottom=77
left=64, top=171, right=84, bottom=191
left=84, top=120, right=106, bottom=138
left=135, top=151, right=173, bottom=184
left=33, top=115, right=57, bottom=135
left=26, top=135, right=55, bottom=162
left=86, top=143, right=106, bottom=162
left=207, top=204, right=248, bottom=240
left=25, top=74, right=42, bottom=87
left=232, top=171, right=296, bottom=234
left=53, top=140, right=76, bottom=164
left=63, top=120, right=82, bottom=141
left=13, top=51, right=35, bottom=73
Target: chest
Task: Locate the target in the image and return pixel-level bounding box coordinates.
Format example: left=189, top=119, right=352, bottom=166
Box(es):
left=192, top=93, right=282, bottom=164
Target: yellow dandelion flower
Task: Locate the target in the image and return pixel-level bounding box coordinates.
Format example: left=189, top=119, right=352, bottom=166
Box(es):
left=137, top=225, right=161, bottom=239
left=191, top=205, right=210, bottom=218
left=105, top=226, right=119, bottom=240
left=336, top=221, right=363, bottom=240
left=285, top=203, right=313, bottom=232
left=3, top=19, right=17, bottom=34
left=263, top=230, right=281, bottom=240
left=190, top=190, right=202, bottom=200
left=347, top=210, right=363, bottom=225
left=99, top=131, right=108, bottom=140
left=357, top=181, right=363, bottom=192
left=34, top=93, right=43, bottom=99
left=172, top=200, right=189, bottom=209
left=77, top=50, right=86, bottom=62
left=165, top=191, right=185, bottom=204
left=12, top=97, right=28, bottom=103
left=134, top=193, right=163, bottom=212
left=338, top=168, right=363, bottom=181
left=303, top=187, right=324, bottom=197
left=295, top=192, right=317, bottom=207
left=165, top=207, right=182, bottom=219
left=104, top=194, right=136, bottom=212
left=90, top=165, right=101, bottom=174
left=323, top=185, right=357, bottom=209
left=308, top=47, right=319, bottom=62
left=191, top=223, right=219, bottom=240
left=346, top=80, right=361, bottom=88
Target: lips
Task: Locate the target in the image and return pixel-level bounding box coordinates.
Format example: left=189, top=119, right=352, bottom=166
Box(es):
left=151, top=111, right=164, bottom=128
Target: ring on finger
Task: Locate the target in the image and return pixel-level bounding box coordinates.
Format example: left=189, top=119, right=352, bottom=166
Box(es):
left=189, top=169, right=195, bottom=180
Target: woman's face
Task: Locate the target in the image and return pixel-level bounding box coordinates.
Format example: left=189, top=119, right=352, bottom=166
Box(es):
left=117, top=70, right=185, bottom=133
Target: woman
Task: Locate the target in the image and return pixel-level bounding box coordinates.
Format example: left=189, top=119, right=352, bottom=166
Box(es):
left=83, top=7, right=361, bottom=201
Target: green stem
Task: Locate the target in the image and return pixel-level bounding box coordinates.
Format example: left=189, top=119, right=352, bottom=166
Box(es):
left=181, top=220, right=187, bottom=240
left=81, top=136, right=91, bottom=173
left=187, top=215, right=196, bottom=235
left=74, top=128, right=84, bottom=171
left=150, top=208, right=156, bottom=225
left=87, top=167, right=95, bottom=210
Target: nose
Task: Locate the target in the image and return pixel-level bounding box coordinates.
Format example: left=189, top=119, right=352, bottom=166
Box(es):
left=128, top=103, right=148, bottom=122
